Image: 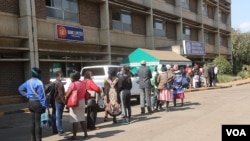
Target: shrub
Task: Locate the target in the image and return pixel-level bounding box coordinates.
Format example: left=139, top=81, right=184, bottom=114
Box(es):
left=213, top=56, right=232, bottom=74
left=217, top=74, right=241, bottom=83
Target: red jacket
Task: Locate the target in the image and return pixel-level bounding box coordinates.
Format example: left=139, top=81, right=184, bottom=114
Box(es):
left=82, top=79, right=101, bottom=93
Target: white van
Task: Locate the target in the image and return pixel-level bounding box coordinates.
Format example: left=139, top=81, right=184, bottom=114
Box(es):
left=61, top=65, right=140, bottom=101
left=80, top=65, right=140, bottom=101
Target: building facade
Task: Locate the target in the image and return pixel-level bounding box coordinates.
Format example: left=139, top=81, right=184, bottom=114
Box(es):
left=0, top=0, right=231, bottom=104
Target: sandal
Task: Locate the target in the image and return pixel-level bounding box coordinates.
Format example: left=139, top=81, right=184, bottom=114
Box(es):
left=84, top=135, right=89, bottom=140
left=65, top=136, right=76, bottom=140
left=103, top=117, right=108, bottom=122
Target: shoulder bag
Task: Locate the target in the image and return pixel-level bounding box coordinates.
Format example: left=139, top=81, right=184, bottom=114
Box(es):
left=67, top=82, right=79, bottom=107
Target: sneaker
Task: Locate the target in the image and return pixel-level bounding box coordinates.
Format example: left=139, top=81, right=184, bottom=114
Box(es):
left=58, top=131, right=66, bottom=136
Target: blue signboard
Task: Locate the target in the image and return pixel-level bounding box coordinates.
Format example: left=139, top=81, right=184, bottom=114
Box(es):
left=183, top=40, right=205, bottom=55
left=55, top=24, right=84, bottom=42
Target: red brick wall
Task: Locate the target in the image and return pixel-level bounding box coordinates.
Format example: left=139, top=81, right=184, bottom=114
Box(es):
left=0, top=62, right=24, bottom=96
left=0, top=0, right=19, bottom=15
left=132, top=13, right=146, bottom=35
left=79, top=1, right=100, bottom=28
left=167, top=22, right=176, bottom=39
left=35, top=0, right=46, bottom=19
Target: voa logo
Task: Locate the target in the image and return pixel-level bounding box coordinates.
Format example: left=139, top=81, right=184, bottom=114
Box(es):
left=226, top=129, right=246, bottom=136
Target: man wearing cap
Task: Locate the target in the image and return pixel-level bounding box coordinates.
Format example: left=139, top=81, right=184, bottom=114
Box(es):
left=137, top=60, right=153, bottom=114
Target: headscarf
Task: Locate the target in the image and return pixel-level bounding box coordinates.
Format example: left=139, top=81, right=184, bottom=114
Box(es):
left=31, top=67, right=41, bottom=79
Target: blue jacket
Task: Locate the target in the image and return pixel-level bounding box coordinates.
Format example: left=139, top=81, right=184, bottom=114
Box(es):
left=18, top=78, right=49, bottom=108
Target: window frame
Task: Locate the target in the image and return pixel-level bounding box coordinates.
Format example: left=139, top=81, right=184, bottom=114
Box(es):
left=153, top=18, right=166, bottom=37
left=46, top=0, right=79, bottom=22
left=181, top=0, right=189, bottom=9
left=112, top=9, right=132, bottom=32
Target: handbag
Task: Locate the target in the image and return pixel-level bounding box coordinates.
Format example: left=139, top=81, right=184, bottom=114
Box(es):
left=41, top=112, right=52, bottom=128
left=67, top=83, right=79, bottom=107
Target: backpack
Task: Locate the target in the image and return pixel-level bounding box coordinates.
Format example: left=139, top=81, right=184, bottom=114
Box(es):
left=106, top=78, right=121, bottom=116
left=45, top=82, right=56, bottom=106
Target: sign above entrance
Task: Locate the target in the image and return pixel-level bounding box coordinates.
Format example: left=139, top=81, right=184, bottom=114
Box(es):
left=55, top=24, right=84, bottom=42
left=183, top=40, right=205, bottom=55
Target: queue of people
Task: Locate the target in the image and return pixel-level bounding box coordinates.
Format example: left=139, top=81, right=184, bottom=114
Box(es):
left=17, top=62, right=217, bottom=140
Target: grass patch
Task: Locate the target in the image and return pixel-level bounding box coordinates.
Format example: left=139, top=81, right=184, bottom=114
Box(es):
left=217, top=74, right=242, bottom=83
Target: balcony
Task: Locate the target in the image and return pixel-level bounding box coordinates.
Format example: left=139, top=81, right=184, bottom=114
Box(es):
left=152, top=0, right=175, bottom=15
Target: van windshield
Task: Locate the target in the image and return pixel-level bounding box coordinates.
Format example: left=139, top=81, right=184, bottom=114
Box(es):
left=81, top=68, right=105, bottom=76
left=81, top=66, right=120, bottom=76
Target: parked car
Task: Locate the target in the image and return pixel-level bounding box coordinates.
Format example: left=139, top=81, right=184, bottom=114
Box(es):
left=51, top=65, right=141, bottom=102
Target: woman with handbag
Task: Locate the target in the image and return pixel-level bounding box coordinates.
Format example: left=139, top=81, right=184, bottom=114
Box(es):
left=18, top=67, right=49, bottom=141
left=65, top=71, right=88, bottom=140
left=82, top=70, right=101, bottom=130
left=156, top=65, right=175, bottom=112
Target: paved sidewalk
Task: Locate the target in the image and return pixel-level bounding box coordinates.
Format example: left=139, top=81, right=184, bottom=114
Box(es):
left=1, top=78, right=250, bottom=116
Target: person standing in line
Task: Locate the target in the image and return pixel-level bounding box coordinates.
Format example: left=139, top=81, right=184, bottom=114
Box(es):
left=202, top=64, right=209, bottom=87
left=150, top=65, right=160, bottom=111
left=51, top=71, right=66, bottom=136
left=157, top=65, right=175, bottom=112
left=137, top=60, right=153, bottom=114
left=214, top=64, right=219, bottom=86
left=117, top=66, right=124, bottom=77
left=103, top=68, right=120, bottom=123
left=185, top=64, right=193, bottom=88
left=116, top=66, right=126, bottom=118
left=118, top=67, right=132, bottom=124
left=65, top=71, right=88, bottom=140
left=18, top=67, right=49, bottom=141
left=208, top=64, right=215, bottom=87
left=172, top=65, right=186, bottom=107
left=154, top=65, right=165, bottom=111
left=82, top=70, right=101, bottom=130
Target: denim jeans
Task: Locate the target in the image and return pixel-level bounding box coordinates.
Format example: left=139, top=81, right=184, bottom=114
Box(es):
left=120, top=90, right=131, bottom=118
left=151, top=88, right=158, bottom=110
left=53, top=101, right=65, bottom=133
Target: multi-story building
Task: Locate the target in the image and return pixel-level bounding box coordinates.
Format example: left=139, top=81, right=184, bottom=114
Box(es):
left=0, top=0, right=231, bottom=104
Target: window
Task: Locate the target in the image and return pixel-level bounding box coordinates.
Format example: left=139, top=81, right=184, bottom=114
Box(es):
left=46, top=0, right=79, bottom=22
left=153, top=19, right=166, bottom=36
left=202, top=3, right=208, bottom=16
left=112, top=9, right=132, bottom=32
left=183, top=26, right=190, bottom=40
left=181, top=0, right=189, bottom=9
left=204, top=32, right=209, bottom=43
left=219, top=10, right=227, bottom=24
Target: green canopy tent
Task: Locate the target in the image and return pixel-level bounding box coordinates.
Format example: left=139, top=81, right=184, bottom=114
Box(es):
left=120, top=48, right=192, bottom=74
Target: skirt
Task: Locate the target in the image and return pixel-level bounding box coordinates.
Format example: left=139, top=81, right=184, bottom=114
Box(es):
left=173, top=92, right=185, bottom=99
left=158, top=89, right=172, bottom=101
left=69, top=99, right=86, bottom=123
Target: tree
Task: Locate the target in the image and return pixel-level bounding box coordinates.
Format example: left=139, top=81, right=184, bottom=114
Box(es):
left=213, top=56, right=232, bottom=74
left=231, top=29, right=250, bottom=74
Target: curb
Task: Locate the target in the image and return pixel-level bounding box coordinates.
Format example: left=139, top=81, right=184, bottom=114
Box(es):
left=185, top=85, right=232, bottom=93
left=0, top=108, right=29, bottom=117
left=235, top=81, right=250, bottom=86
